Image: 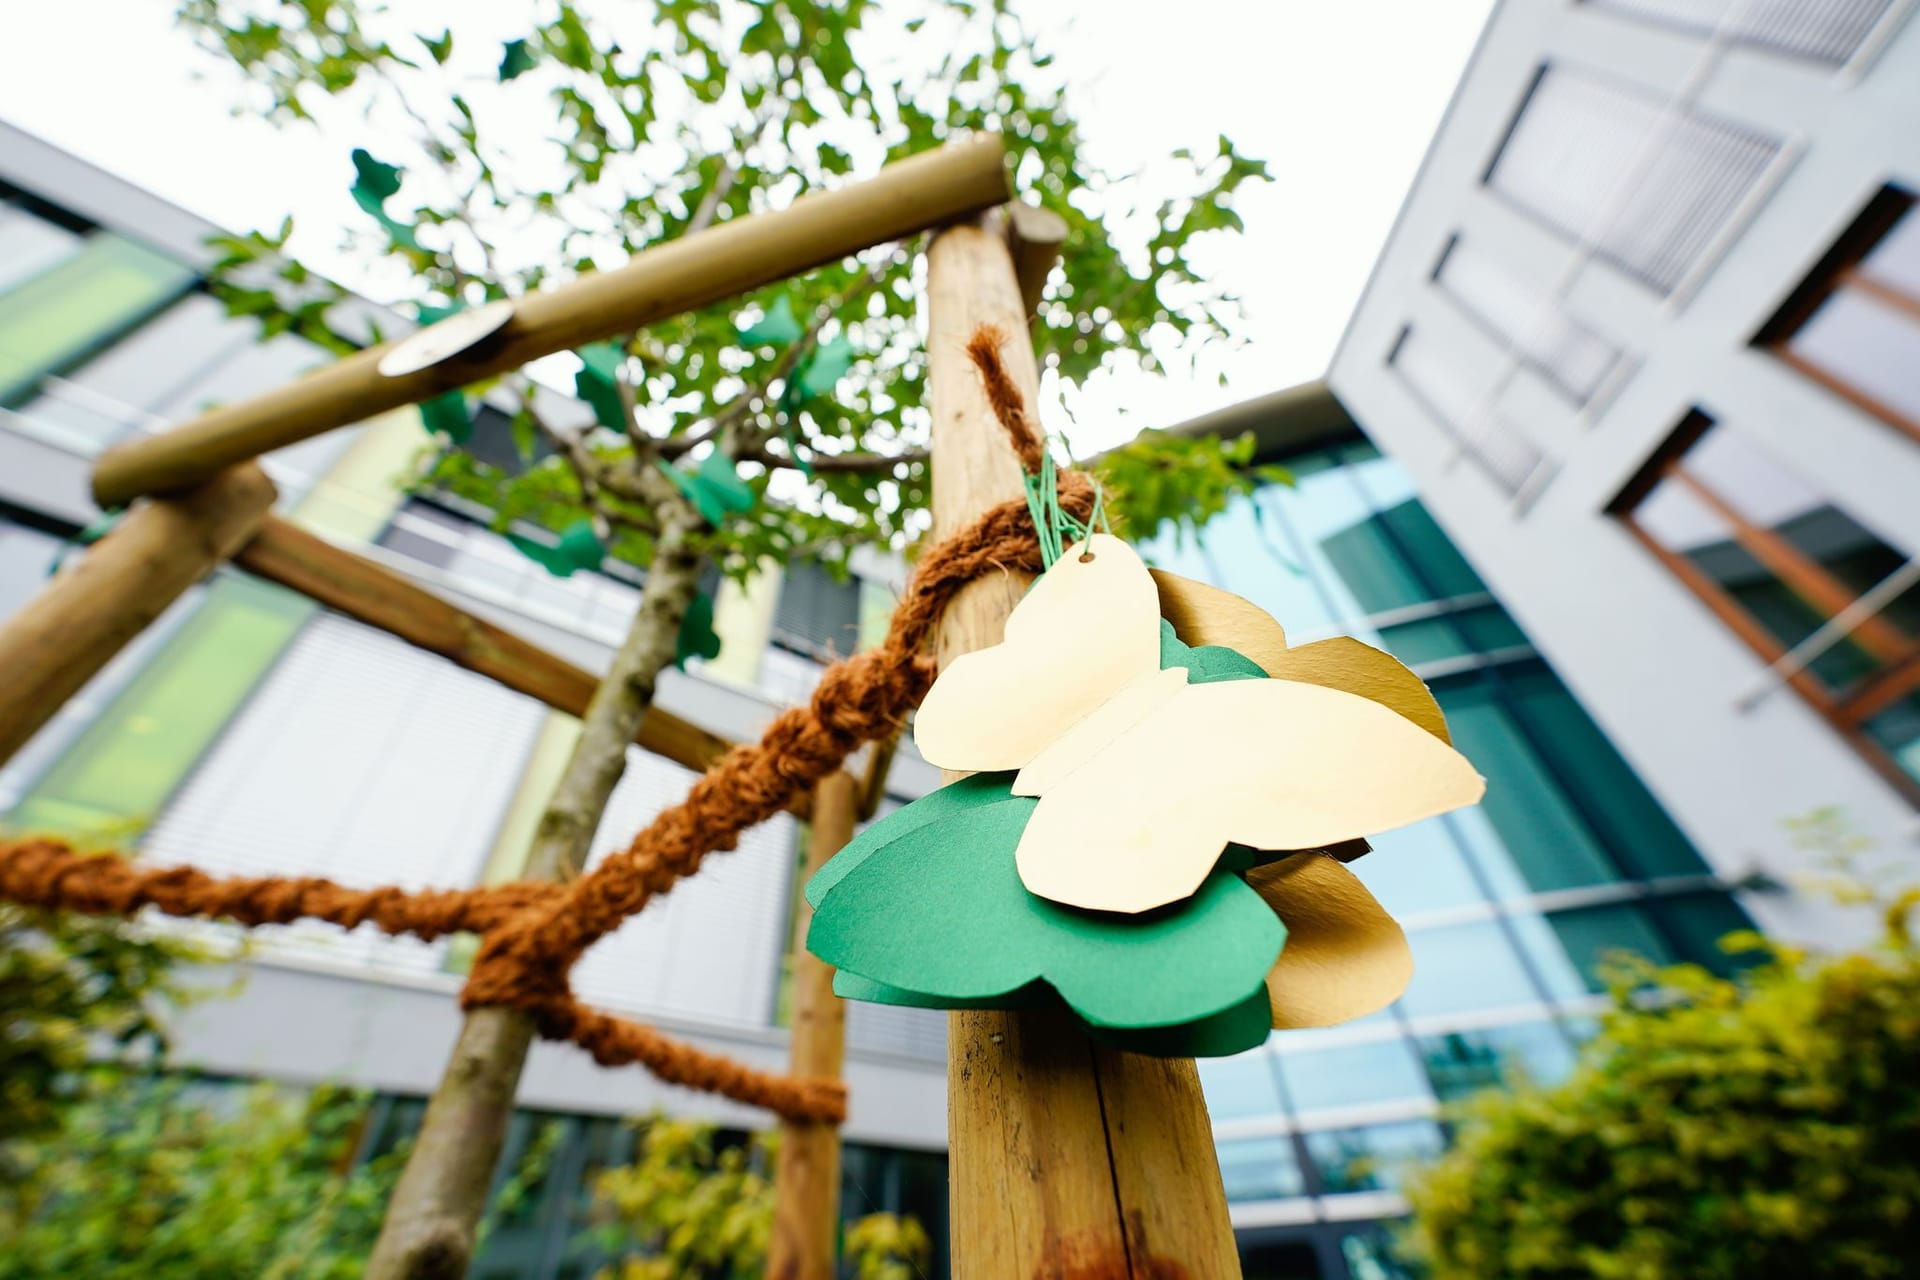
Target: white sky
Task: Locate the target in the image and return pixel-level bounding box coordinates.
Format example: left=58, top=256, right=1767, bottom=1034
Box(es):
left=0, top=0, right=1492, bottom=453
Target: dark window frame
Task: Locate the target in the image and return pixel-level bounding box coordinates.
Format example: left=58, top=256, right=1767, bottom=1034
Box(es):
left=1753, top=183, right=1920, bottom=446
left=1612, top=410, right=1920, bottom=803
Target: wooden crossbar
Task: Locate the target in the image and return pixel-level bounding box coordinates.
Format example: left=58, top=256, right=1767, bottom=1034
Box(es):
left=92, top=136, right=1011, bottom=507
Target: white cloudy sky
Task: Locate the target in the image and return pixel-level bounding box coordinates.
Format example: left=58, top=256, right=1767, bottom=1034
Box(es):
left=0, top=0, right=1491, bottom=452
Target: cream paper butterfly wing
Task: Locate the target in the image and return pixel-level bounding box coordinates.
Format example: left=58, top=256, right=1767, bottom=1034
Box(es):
left=913, top=534, right=1486, bottom=916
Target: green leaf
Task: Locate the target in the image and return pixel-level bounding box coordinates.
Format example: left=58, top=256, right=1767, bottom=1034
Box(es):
left=576, top=341, right=626, bottom=383
left=796, top=333, right=856, bottom=400
left=737, top=295, right=802, bottom=348
left=509, top=407, right=538, bottom=463
left=498, top=38, right=538, bottom=81
left=674, top=591, right=723, bottom=669
left=507, top=517, right=603, bottom=577
left=419, top=392, right=472, bottom=444
left=422, top=29, right=453, bottom=64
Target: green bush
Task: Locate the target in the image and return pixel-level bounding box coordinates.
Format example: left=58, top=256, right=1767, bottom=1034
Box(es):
left=1404, top=930, right=1920, bottom=1279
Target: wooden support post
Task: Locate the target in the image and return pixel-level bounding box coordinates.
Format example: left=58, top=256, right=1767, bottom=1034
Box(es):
left=926, top=213, right=1241, bottom=1279
left=1005, top=201, right=1070, bottom=325
left=0, top=465, right=276, bottom=769
left=92, top=137, right=1012, bottom=507
left=768, top=770, right=858, bottom=1280
left=228, top=516, right=807, bottom=809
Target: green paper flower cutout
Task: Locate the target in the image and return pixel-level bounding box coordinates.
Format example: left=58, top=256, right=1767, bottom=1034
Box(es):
left=806, top=774, right=1283, bottom=1034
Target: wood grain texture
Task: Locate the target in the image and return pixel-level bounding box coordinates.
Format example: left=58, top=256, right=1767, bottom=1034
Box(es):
left=231, top=515, right=806, bottom=813
left=928, top=213, right=1241, bottom=1280
left=769, top=771, right=857, bottom=1280
left=93, top=137, right=1011, bottom=506
left=0, top=464, right=275, bottom=768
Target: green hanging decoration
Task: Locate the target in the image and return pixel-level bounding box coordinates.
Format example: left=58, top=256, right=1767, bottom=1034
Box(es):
left=498, top=39, right=538, bottom=81
left=738, top=295, right=803, bottom=348
left=508, top=518, right=604, bottom=578
left=419, top=392, right=473, bottom=444
left=674, top=591, right=724, bottom=669
left=795, top=334, right=856, bottom=400
left=347, top=148, right=421, bottom=251
left=658, top=451, right=757, bottom=527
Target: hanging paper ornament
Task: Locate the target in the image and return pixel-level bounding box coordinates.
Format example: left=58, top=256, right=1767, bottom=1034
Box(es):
left=805, top=526, right=1487, bottom=1057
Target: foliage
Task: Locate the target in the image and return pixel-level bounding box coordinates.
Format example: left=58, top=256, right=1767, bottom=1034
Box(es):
left=1403, top=929, right=1920, bottom=1280
left=588, top=1114, right=929, bottom=1279
left=0, top=904, right=207, bottom=1162
left=174, top=0, right=1276, bottom=585
left=0, top=1079, right=398, bottom=1279
left=0, top=1075, right=562, bottom=1279
left=1098, top=426, right=1291, bottom=543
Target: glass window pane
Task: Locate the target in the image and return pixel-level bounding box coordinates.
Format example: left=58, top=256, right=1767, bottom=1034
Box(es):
left=1789, top=287, right=1920, bottom=430
left=7, top=574, right=314, bottom=841
left=1436, top=236, right=1620, bottom=401
left=1390, top=327, right=1544, bottom=494
left=1862, top=204, right=1920, bottom=298
left=1199, top=1050, right=1284, bottom=1122
left=1498, top=660, right=1712, bottom=879
left=1435, top=678, right=1624, bottom=895
left=0, top=203, right=82, bottom=294
left=1196, top=493, right=1340, bottom=638
left=1862, top=687, right=1920, bottom=789
left=1645, top=891, right=1757, bottom=974
left=1518, top=902, right=1678, bottom=996
left=1345, top=816, right=1489, bottom=918
left=1397, top=921, right=1547, bottom=1017
left=0, top=234, right=195, bottom=404
left=1274, top=1038, right=1433, bottom=1114
left=1302, top=1121, right=1446, bottom=1194
left=1417, top=1020, right=1578, bottom=1102
left=1487, top=67, right=1780, bottom=294
left=1217, top=1136, right=1308, bottom=1203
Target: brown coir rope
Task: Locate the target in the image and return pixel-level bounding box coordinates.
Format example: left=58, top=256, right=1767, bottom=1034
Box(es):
left=0, top=327, right=1086, bottom=1126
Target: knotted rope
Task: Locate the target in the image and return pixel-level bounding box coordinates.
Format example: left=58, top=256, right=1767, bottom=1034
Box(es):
left=0, top=328, right=1087, bottom=1125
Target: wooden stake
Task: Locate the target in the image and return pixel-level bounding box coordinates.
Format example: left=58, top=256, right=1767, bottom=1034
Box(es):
left=925, top=213, right=1241, bottom=1279
left=768, top=770, right=857, bottom=1280
left=92, top=137, right=1012, bottom=508
left=1005, top=200, right=1070, bottom=325
left=230, top=515, right=811, bottom=813
left=0, top=465, right=275, bottom=769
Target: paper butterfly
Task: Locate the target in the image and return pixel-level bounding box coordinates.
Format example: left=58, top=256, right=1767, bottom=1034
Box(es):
left=806, top=533, right=1487, bottom=1055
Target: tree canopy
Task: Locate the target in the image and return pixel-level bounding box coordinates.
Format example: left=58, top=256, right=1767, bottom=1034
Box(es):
left=176, top=0, right=1281, bottom=588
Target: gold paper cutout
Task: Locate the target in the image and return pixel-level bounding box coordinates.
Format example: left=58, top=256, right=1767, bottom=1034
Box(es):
left=1246, top=854, right=1413, bottom=1030
left=1010, top=674, right=1484, bottom=914
left=1263, top=636, right=1452, bottom=745
left=1151, top=568, right=1288, bottom=669
left=913, top=533, right=1159, bottom=772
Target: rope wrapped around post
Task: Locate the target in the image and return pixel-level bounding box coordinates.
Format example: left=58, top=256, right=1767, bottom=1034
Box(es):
left=0, top=329, right=1088, bottom=1126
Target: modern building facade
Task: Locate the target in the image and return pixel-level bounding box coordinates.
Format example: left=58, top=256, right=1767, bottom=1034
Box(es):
left=0, top=121, right=954, bottom=1271
left=1135, top=392, right=1753, bottom=1278
left=1330, top=0, right=1920, bottom=946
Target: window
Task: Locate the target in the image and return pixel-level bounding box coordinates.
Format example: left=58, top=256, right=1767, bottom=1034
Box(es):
left=1433, top=235, right=1624, bottom=404
left=1486, top=66, right=1781, bottom=295
left=1389, top=326, right=1548, bottom=496
left=1301, top=1121, right=1446, bottom=1195
left=1274, top=1039, right=1434, bottom=1114
left=1418, top=1020, right=1578, bottom=1101
left=1583, top=0, right=1899, bottom=66
left=1615, top=413, right=1920, bottom=798
left=1217, top=1136, right=1309, bottom=1203
left=0, top=199, right=83, bottom=294
left=0, top=231, right=196, bottom=405
left=1756, top=185, right=1920, bottom=444
left=773, top=560, right=861, bottom=657
left=1198, top=1050, right=1285, bottom=1122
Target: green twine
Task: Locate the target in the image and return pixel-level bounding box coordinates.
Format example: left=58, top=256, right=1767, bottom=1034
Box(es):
left=1020, top=445, right=1111, bottom=569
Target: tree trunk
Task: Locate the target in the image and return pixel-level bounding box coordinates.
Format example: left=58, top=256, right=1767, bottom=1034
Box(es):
left=364, top=511, right=705, bottom=1280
